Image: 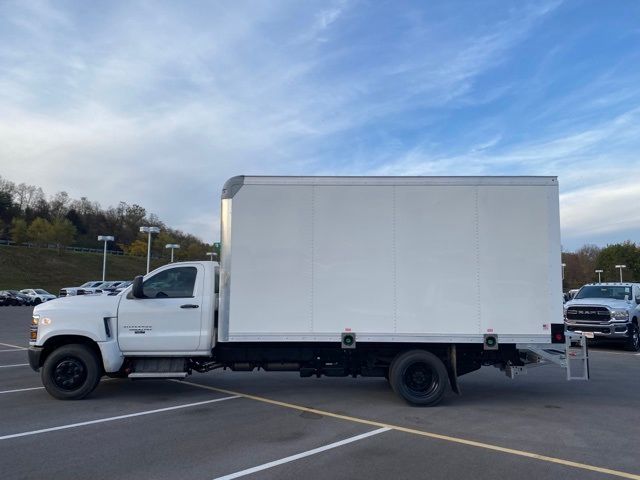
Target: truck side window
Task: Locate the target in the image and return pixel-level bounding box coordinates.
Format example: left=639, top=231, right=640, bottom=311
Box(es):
left=142, top=267, right=197, bottom=298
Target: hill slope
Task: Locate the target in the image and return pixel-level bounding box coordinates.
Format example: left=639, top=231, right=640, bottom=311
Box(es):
left=0, top=247, right=166, bottom=295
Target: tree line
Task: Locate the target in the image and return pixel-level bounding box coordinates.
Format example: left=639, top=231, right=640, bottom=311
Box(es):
left=562, top=241, right=639, bottom=289
left=0, top=176, right=216, bottom=260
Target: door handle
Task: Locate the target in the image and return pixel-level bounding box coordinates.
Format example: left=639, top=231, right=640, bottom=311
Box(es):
left=180, top=304, right=199, bottom=309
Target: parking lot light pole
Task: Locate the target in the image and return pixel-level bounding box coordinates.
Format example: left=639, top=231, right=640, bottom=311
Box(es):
left=561, top=263, right=566, bottom=288
left=97, top=235, right=114, bottom=281
left=615, top=264, right=626, bottom=283
left=206, top=252, right=216, bottom=262
left=140, top=226, right=160, bottom=274
left=165, top=243, right=180, bottom=262
left=595, top=269, right=603, bottom=283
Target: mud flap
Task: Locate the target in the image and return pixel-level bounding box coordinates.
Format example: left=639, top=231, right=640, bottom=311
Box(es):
left=448, top=344, right=460, bottom=395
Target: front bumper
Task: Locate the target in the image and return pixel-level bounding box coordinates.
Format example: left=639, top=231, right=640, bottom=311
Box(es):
left=28, top=346, right=43, bottom=371
left=566, top=323, right=629, bottom=339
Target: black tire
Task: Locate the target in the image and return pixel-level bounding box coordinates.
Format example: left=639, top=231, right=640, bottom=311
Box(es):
left=41, top=344, right=102, bottom=400
left=389, top=350, right=448, bottom=406
left=625, top=323, right=640, bottom=352
left=34, top=298, right=42, bottom=305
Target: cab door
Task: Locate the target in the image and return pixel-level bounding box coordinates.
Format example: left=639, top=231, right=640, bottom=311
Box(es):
left=117, top=264, right=204, bottom=352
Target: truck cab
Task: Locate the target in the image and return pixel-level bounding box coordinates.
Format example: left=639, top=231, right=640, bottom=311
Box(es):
left=564, top=283, right=640, bottom=351
left=28, top=262, right=217, bottom=399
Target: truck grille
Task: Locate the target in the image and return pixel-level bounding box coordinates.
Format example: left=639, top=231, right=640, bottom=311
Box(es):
left=566, top=306, right=610, bottom=322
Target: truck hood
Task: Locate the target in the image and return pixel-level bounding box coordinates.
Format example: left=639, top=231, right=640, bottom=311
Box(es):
left=565, top=298, right=632, bottom=310
left=34, top=292, right=121, bottom=318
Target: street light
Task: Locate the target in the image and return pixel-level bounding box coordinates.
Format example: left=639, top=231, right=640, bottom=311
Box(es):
left=561, top=263, right=566, bottom=280
left=595, top=269, right=603, bottom=283
left=140, top=226, right=160, bottom=274
left=97, top=235, right=114, bottom=281
left=165, top=243, right=180, bottom=262
left=615, top=265, right=626, bottom=283
left=206, top=252, right=216, bottom=262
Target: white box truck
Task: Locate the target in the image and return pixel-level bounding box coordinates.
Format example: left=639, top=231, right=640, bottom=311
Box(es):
left=28, top=176, right=588, bottom=406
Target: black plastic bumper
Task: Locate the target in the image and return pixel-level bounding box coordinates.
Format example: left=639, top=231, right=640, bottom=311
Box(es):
left=28, top=346, right=43, bottom=371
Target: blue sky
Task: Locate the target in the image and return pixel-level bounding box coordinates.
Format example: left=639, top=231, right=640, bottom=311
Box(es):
left=0, top=0, right=639, bottom=249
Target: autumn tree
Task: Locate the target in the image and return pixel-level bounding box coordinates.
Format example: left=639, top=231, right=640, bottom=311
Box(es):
left=127, top=239, right=149, bottom=256
left=10, top=218, right=28, bottom=244
left=50, top=218, right=77, bottom=254
left=27, top=218, right=52, bottom=246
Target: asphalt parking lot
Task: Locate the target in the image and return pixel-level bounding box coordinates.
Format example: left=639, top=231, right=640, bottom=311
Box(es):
left=1, top=307, right=639, bottom=480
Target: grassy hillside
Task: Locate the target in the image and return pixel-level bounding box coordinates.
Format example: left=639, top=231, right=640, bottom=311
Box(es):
left=0, top=247, right=166, bottom=295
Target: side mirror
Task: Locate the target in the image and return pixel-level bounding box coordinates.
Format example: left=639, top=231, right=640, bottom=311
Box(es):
left=131, top=275, right=145, bottom=299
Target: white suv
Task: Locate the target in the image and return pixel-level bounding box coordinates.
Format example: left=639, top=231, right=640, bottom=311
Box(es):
left=19, top=289, right=57, bottom=305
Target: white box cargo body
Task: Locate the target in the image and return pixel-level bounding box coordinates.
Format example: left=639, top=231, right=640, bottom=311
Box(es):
left=30, top=174, right=588, bottom=405
left=218, top=176, right=562, bottom=345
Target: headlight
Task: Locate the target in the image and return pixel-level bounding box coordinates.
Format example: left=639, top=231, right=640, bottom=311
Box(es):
left=611, top=310, right=629, bottom=321
left=30, top=315, right=39, bottom=341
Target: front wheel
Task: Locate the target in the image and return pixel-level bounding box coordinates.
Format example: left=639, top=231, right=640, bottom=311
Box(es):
left=41, top=344, right=102, bottom=400
left=389, top=350, right=448, bottom=406
left=625, top=323, right=640, bottom=352
left=34, top=298, right=42, bottom=305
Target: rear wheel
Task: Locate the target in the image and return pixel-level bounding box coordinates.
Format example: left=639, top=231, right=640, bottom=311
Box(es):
left=41, top=344, right=102, bottom=400
left=625, top=323, right=640, bottom=352
left=389, top=350, right=448, bottom=406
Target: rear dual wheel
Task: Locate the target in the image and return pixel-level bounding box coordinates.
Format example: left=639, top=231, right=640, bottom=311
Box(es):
left=389, top=350, right=448, bottom=406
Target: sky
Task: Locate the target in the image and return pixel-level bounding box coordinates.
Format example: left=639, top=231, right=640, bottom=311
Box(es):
left=0, top=0, right=639, bottom=250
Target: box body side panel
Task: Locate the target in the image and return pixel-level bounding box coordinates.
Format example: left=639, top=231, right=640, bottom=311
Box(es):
left=220, top=177, right=560, bottom=343
left=395, top=186, right=479, bottom=334
left=477, top=186, right=559, bottom=336
left=313, top=185, right=395, bottom=333
left=224, top=186, right=313, bottom=336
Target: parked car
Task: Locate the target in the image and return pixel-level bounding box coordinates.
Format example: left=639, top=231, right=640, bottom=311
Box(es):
left=0, top=291, right=10, bottom=306
left=564, top=283, right=640, bottom=351
left=0, top=290, right=29, bottom=306
left=19, top=289, right=57, bottom=305
left=105, top=281, right=132, bottom=295
left=9, top=290, right=36, bottom=306
left=59, top=281, right=104, bottom=297
left=98, top=281, right=129, bottom=293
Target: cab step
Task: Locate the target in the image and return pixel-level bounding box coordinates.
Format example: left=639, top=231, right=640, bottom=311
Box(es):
left=128, top=372, right=189, bottom=379
left=128, top=357, right=189, bottom=379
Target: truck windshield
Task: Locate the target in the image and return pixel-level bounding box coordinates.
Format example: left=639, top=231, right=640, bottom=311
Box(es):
left=574, top=285, right=632, bottom=300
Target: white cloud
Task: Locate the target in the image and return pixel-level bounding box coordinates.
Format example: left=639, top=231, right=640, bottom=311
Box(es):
left=560, top=180, right=640, bottom=238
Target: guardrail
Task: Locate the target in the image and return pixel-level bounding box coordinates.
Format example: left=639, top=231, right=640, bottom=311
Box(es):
left=0, top=239, right=162, bottom=259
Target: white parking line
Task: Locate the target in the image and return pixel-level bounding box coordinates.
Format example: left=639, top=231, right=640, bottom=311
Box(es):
left=0, top=395, right=239, bottom=441
left=0, top=349, right=27, bottom=353
left=0, top=343, right=27, bottom=350
left=0, top=386, right=43, bottom=394
left=0, top=378, right=116, bottom=395
left=592, top=350, right=640, bottom=356
left=0, top=364, right=29, bottom=368
left=212, top=427, right=391, bottom=480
